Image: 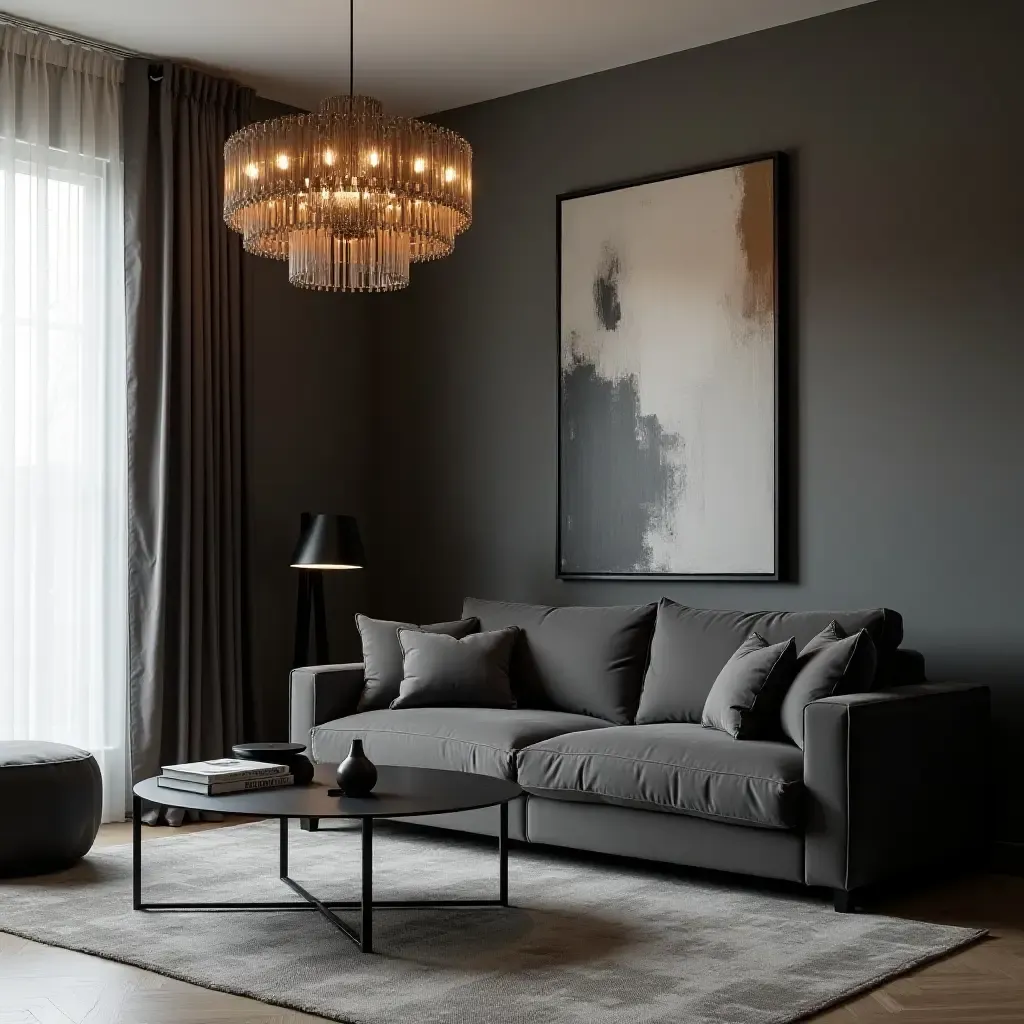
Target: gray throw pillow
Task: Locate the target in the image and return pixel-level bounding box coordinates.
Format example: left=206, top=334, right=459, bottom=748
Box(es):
left=355, top=614, right=479, bottom=711
left=780, top=621, right=878, bottom=749
left=391, top=627, right=519, bottom=710
left=701, top=632, right=797, bottom=739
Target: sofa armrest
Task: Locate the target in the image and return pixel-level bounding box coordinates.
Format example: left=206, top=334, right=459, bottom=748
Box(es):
left=804, top=682, right=990, bottom=893
left=289, top=663, right=365, bottom=748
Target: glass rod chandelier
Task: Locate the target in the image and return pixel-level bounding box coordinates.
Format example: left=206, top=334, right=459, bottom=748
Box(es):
left=223, top=1, right=472, bottom=292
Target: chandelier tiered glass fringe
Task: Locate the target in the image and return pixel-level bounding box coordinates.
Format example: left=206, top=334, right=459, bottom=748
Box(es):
left=222, top=7, right=472, bottom=292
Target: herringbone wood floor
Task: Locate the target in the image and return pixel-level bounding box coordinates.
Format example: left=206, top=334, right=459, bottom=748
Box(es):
left=1, top=820, right=1021, bottom=1023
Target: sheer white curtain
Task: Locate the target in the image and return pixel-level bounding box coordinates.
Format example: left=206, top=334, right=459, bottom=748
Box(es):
left=0, top=26, right=127, bottom=821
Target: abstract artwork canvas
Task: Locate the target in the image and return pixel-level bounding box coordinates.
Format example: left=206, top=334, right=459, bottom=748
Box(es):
left=558, top=154, right=781, bottom=579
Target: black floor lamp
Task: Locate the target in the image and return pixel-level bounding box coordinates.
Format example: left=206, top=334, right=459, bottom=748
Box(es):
left=290, top=512, right=365, bottom=668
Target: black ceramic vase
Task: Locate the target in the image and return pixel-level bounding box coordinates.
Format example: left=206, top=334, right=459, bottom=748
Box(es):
left=335, top=739, right=377, bottom=796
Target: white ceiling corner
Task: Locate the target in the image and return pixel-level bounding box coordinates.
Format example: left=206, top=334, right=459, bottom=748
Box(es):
left=3, top=0, right=879, bottom=116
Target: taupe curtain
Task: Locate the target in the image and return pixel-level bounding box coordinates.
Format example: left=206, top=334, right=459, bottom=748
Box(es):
left=123, top=60, right=254, bottom=824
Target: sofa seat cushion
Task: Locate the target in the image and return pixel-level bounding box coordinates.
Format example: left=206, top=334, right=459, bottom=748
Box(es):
left=517, top=724, right=804, bottom=830
left=311, top=708, right=610, bottom=780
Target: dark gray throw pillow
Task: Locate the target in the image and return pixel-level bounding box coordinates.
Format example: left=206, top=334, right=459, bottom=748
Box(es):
left=355, top=614, right=479, bottom=711
left=390, top=627, right=519, bottom=710
left=701, top=633, right=797, bottom=740
left=780, top=621, right=878, bottom=749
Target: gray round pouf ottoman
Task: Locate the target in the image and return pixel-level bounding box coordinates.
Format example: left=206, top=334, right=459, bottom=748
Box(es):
left=0, top=741, right=102, bottom=877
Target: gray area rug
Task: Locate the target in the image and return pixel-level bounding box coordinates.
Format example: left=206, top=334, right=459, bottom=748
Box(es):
left=0, top=820, right=983, bottom=1024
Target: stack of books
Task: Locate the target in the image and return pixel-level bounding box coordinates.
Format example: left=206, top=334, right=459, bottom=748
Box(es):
left=157, top=758, right=295, bottom=795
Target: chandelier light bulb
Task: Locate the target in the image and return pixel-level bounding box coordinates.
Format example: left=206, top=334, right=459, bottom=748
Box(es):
left=444, top=166, right=456, bottom=183
left=276, top=153, right=290, bottom=170
left=323, top=149, right=335, bottom=165
left=368, top=150, right=380, bottom=167
left=245, top=163, right=259, bottom=180
left=413, top=157, right=426, bottom=174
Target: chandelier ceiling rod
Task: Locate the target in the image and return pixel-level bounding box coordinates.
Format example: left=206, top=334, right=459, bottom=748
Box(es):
left=349, top=0, right=354, bottom=98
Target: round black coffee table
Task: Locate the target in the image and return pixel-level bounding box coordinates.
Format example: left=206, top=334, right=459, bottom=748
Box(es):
left=133, top=763, right=521, bottom=953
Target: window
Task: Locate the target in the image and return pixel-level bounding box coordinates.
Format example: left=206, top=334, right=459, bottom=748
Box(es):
left=0, top=35, right=127, bottom=821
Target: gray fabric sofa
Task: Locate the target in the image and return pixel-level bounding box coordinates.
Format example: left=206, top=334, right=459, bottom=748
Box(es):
left=290, top=598, right=990, bottom=911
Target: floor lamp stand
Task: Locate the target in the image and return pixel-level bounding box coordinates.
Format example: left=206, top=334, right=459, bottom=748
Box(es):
left=293, top=570, right=329, bottom=668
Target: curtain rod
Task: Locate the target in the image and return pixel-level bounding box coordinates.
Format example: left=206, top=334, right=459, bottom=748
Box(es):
left=0, top=10, right=154, bottom=60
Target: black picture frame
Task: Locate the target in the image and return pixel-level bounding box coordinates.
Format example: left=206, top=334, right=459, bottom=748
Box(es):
left=556, top=151, right=787, bottom=582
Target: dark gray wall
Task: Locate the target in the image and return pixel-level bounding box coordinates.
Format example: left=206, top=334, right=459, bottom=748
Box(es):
left=246, top=99, right=370, bottom=739
left=368, top=0, right=1024, bottom=841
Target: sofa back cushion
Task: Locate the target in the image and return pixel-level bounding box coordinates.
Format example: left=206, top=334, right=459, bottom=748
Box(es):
left=636, top=599, right=904, bottom=725
left=462, top=598, right=657, bottom=724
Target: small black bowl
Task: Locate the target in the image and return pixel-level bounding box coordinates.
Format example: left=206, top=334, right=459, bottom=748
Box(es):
left=231, top=741, right=315, bottom=786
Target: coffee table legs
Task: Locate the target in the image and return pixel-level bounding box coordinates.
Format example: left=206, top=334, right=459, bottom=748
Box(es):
left=499, top=802, right=508, bottom=907
left=279, top=815, right=288, bottom=877
left=133, top=801, right=510, bottom=955
left=361, top=818, right=373, bottom=952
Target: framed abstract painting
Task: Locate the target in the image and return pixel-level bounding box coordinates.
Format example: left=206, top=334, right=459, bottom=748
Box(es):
left=557, top=153, right=784, bottom=580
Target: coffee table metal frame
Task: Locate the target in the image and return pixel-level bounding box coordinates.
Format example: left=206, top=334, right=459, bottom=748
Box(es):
left=132, top=785, right=510, bottom=955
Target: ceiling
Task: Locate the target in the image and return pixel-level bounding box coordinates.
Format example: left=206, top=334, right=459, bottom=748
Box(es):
left=4, top=0, right=877, bottom=115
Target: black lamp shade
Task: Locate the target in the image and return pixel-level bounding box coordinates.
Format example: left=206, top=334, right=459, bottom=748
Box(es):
left=290, top=513, right=365, bottom=570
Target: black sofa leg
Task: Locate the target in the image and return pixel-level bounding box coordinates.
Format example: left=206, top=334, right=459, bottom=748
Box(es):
left=833, top=889, right=857, bottom=913
left=300, top=817, right=319, bottom=832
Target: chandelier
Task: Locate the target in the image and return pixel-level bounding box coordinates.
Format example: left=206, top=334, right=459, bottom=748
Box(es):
left=222, top=1, right=472, bottom=292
